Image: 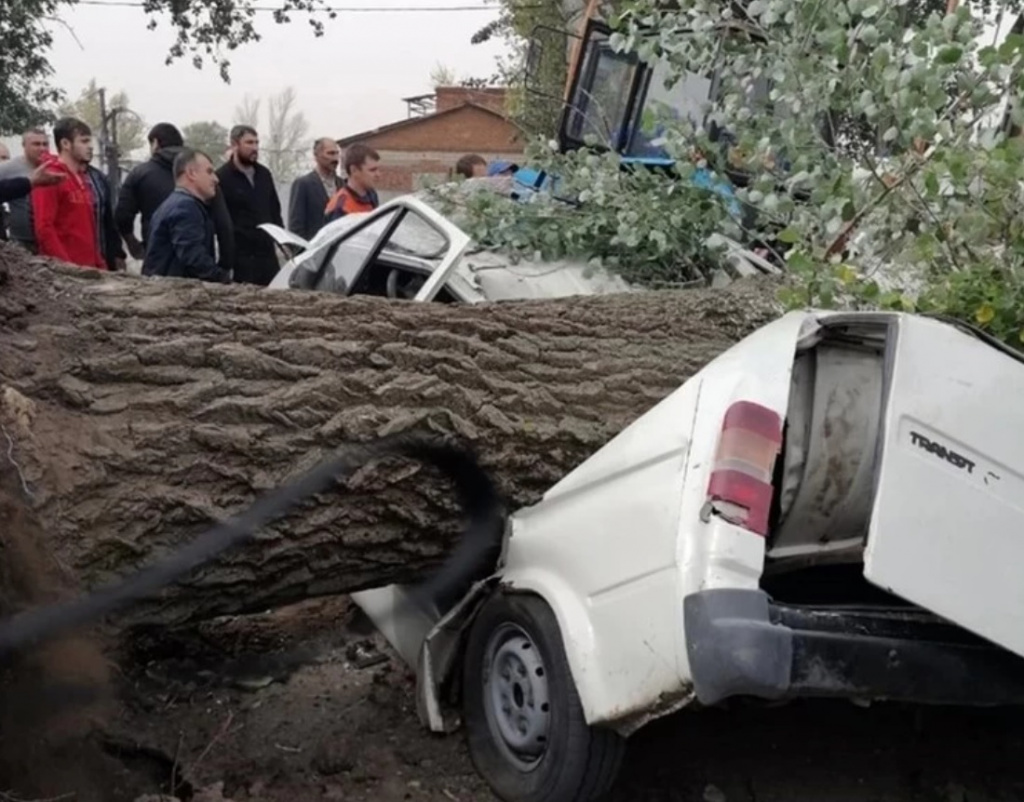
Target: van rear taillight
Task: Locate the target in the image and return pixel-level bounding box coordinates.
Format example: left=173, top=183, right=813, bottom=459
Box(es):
left=705, top=401, right=782, bottom=536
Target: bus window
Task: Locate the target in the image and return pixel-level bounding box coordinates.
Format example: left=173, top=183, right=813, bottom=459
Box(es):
left=565, top=35, right=638, bottom=150
left=627, top=62, right=713, bottom=158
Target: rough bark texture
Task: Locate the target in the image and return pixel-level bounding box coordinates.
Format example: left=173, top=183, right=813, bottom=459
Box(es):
left=0, top=244, right=782, bottom=628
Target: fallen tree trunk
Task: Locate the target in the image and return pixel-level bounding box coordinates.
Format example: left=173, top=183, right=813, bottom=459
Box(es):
left=0, top=245, right=781, bottom=628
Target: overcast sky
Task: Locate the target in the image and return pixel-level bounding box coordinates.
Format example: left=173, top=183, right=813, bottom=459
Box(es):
left=42, top=0, right=508, bottom=147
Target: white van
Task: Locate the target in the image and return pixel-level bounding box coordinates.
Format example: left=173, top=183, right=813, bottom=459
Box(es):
left=407, top=310, right=1024, bottom=802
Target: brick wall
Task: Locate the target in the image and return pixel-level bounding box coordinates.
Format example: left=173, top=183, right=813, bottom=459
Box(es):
left=346, top=104, right=526, bottom=195
left=354, top=105, right=523, bottom=153
left=372, top=149, right=525, bottom=194
left=434, top=86, right=507, bottom=115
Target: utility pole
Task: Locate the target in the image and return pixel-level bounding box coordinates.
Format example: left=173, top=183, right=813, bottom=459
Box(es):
left=97, top=86, right=110, bottom=177
left=109, top=115, right=121, bottom=196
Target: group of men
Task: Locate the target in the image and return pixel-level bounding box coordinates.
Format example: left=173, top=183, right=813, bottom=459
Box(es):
left=0, top=120, right=521, bottom=287
left=0, top=117, right=384, bottom=285
left=0, top=123, right=123, bottom=271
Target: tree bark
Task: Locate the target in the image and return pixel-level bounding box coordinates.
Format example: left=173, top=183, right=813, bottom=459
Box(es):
left=0, top=246, right=781, bottom=628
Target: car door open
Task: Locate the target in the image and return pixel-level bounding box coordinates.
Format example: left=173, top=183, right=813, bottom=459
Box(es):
left=270, top=197, right=472, bottom=302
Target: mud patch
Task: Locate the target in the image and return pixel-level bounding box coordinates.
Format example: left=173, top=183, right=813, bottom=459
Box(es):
left=0, top=486, right=155, bottom=800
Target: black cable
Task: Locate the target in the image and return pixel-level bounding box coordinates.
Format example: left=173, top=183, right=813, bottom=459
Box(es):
left=0, top=430, right=504, bottom=657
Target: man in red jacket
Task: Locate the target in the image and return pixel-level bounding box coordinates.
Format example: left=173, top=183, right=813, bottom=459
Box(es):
left=31, top=117, right=106, bottom=269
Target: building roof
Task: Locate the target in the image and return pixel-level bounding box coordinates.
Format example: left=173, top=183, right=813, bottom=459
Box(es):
left=337, top=102, right=519, bottom=147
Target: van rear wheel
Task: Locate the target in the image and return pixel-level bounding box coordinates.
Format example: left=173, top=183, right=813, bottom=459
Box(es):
left=462, top=592, right=625, bottom=802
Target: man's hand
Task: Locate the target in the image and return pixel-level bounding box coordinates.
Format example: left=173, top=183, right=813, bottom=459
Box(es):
left=29, top=165, right=66, bottom=188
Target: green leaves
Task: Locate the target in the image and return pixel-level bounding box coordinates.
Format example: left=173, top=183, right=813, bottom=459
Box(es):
left=0, top=0, right=68, bottom=131
left=426, top=138, right=729, bottom=287
left=936, top=45, right=964, bottom=65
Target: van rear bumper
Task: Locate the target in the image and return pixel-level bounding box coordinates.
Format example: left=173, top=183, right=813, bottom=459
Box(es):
left=684, top=589, right=1024, bottom=707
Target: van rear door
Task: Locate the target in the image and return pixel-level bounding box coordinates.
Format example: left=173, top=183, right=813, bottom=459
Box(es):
left=864, top=315, right=1024, bottom=658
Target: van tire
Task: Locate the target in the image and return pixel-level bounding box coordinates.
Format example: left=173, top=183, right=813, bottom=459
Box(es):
left=462, top=592, right=625, bottom=802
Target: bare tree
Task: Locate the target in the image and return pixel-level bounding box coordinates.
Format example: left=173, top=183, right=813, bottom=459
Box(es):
left=430, top=62, right=458, bottom=88
left=263, top=86, right=310, bottom=182
left=233, top=94, right=261, bottom=128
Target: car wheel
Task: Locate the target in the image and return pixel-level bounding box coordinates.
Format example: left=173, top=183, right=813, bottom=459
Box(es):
left=463, top=592, right=625, bottom=802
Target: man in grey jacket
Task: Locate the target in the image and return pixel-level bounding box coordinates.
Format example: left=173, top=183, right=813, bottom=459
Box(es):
left=0, top=129, right=51, bottom=251
left=288, top=137, right=342, bottom=241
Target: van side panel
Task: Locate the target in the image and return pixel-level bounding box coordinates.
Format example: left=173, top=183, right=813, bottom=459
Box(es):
left=865, top=316, right=1024, bottom=659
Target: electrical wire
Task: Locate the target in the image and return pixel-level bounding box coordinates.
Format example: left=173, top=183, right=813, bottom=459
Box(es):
left=0, top=430, right=505, bottom=657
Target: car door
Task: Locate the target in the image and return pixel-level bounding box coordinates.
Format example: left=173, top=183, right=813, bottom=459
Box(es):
left=864, top=314, right=1024, bottom=659
left=261, top=197, right=471, bottom=302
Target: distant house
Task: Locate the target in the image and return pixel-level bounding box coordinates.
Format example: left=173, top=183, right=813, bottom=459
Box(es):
left=337, top=87, right=526, bottom=199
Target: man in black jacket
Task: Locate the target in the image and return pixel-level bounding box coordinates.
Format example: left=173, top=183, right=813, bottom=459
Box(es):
left=288, top=137, right=342, bottom=241
left=116, top=123, right=234, bottom=271
left=143, top=148, right=229, bottom=284
left=214, top=125, right=283, bottom=286
left=86, top=163, right=126, bottom=270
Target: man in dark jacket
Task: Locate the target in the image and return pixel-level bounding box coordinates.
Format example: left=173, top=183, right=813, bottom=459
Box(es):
left=115, top=123, right=184, bottom=258
left=86, top=164, right=126, bottom=270
left=143, top=148, right=229, bottom=283
left=214, top=125, right=283, bottom=285
left=116, top=123, right=234, bottom=271
left=288, top=137, right=342, bottom=241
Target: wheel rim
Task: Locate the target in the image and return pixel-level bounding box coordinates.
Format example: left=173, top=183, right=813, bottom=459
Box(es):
left=482, top=621, right=552, bottom=771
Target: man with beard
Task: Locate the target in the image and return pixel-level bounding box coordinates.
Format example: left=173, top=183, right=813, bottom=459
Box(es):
left=31, top=117, right=107, bottom=269
left=214, top=125, right=283, bottom=285
left=0, top=128, right=51, bottom=250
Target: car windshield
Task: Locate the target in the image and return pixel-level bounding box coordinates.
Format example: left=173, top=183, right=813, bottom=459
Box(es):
left=337, top=211, right=447, bottom=262
left=384, top=212, right=447, bottom=261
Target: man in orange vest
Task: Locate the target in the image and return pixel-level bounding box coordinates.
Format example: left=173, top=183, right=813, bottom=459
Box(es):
left=324, top=142, right=381, bottom=222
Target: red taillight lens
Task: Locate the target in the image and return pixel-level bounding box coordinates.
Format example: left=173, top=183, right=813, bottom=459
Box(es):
left=705, top=401, right=782, bottom=536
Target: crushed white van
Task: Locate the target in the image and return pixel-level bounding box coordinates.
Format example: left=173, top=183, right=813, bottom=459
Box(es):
left=409, top=309, right=1024, bottom=802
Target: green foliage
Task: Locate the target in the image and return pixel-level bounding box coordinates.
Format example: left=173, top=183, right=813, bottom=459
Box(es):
left=472, top=0, right=571, bottom=135
left=457, top=0, right=1024, bottom=351
left=426, top=139, right=730, bottom=286
left=609, top=0, right=1024, bottom=349
left=0, top=0, right=337, bottom=134
left=445, top=0, right=1024, bottom=350
left=145, top=0, right=336, bottom=81
left=0, top=0, right=68, bottom=132
left=182, top=121, right=231, bottom=166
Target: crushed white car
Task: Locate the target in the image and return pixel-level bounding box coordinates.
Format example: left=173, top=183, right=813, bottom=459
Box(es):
left=260, top=183, right=777, bottom=303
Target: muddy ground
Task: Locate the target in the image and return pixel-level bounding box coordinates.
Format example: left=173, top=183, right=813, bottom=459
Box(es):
left=35, top=594, right=1012, bottom=802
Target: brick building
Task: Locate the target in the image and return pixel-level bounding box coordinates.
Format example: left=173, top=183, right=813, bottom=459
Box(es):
left=337, top=87, right=526, bottom=199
